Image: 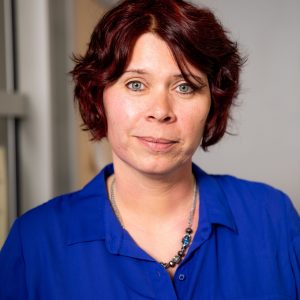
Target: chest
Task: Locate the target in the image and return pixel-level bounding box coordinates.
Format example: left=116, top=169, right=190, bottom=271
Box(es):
left=25, top=230, right=295, bottom=300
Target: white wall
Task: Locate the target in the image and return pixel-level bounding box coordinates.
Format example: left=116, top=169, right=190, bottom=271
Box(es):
left=191, top=0, right=300, bottom=210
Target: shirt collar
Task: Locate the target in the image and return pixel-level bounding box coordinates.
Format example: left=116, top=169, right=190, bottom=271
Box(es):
left=66, top=164, right=116, bottom=245
left=192, top=164, right=237, bottom=233
left=66, top=163, right=237, bottom=247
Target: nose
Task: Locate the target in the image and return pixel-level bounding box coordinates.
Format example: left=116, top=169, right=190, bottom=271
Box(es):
left=146, top=91, right=176, bottom=123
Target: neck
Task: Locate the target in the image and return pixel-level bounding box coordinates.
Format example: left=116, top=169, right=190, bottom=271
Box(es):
left=109, top=157, right=196, bottom=227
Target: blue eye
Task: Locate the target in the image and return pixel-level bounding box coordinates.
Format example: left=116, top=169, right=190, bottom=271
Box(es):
left=176, top=83, right=194, bottom=94
left=127, top=81, right=144, bottom=91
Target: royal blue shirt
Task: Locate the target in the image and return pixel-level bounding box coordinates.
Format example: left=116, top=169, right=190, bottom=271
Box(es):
left=1, top=164, right=300, bottom=300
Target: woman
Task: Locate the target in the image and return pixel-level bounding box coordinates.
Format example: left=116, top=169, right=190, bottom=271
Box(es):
left=1, top=0, right=299, bottom=299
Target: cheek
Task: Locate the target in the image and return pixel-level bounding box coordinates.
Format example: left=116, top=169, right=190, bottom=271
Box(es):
left=181, top=104, right=210, bottom=133
left=103, top=90, right=142, bottom=137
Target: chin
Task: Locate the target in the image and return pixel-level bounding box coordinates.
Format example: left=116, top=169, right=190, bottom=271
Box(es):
left=131, top=157, right=191, bottom=178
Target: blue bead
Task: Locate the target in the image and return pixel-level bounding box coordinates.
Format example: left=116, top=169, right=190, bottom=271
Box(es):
left=182, top=234, right=190, bottom=246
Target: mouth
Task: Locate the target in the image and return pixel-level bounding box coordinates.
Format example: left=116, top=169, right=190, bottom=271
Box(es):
left=136, top=136, right=178, bottom=152
left=139, top=137, right=178, bottom=144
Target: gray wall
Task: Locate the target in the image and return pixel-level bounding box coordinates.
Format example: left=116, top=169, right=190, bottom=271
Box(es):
left=16, top=0, right=76, bottom=213
left=0, top=0, right=6, bottom=89
left=191, top=0, right=300, bottom=210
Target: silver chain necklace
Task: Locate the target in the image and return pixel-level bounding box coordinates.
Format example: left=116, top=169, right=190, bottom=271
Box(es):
left=109, top=177, right=198, bottom=269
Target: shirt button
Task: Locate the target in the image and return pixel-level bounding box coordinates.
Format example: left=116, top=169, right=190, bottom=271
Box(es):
left=178, top=274, right=185, bottom=281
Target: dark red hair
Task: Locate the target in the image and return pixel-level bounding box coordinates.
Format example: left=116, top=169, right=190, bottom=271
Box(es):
left=71, top=0, right=245, bottom=150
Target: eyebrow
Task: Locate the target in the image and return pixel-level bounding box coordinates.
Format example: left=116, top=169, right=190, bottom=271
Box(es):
left=124, top=69, right=206, bottom=83
left=173, top=74, right=206, bottom=84
left=123, top=69, right=149, bottom=75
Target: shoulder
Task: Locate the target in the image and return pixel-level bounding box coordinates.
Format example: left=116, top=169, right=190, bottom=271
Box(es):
left=216, top=173, right=293, bottom=213
left=20, top=191, right=77, bottom=222
left=15, top=164, right=113, bottom=236
left=193, top=163, right=292, bottom=213
left=215, top=173, right=289, bottom=206
left=194, top=163, right=299, bottom=238
left=212, top=173, right=300, bottom=239
left=14, top=191, right=82, bottom=243
left=11, top=165, right=112, bottom=249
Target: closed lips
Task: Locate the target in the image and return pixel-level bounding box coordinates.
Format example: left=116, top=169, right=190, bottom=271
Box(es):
left=138, top=137, right=178, bottom=144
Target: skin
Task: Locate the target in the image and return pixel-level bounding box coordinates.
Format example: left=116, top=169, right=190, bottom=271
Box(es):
left=103, top=32, right=211, bottom=277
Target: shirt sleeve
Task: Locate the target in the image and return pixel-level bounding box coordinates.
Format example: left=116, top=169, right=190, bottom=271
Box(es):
left=0, top=218, right=28, bottom=299
left=286, top=196, right=300, bottom=299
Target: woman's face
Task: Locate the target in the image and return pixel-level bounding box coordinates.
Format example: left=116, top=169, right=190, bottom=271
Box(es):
left=103, top=33, right=211, bottom=176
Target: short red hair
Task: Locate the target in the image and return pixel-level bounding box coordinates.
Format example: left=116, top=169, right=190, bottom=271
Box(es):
left=71, top=0, right=245, bottom=150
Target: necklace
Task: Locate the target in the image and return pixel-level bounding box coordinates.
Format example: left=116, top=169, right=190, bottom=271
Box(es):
left=109, top=176, right=198, bottom=269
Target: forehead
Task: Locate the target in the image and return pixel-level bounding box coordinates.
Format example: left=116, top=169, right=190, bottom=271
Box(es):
left=126, top=33, right=205, bottom=78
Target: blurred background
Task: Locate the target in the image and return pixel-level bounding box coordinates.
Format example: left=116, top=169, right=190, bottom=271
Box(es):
left=0, top=0, right=299, bottom=247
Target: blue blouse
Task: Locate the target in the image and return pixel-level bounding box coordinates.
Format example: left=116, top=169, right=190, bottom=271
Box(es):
left=1, top=164, right=300, bottom=300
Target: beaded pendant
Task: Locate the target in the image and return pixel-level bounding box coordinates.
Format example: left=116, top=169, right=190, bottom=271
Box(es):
left=160, top=227, right=193, bottom=269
